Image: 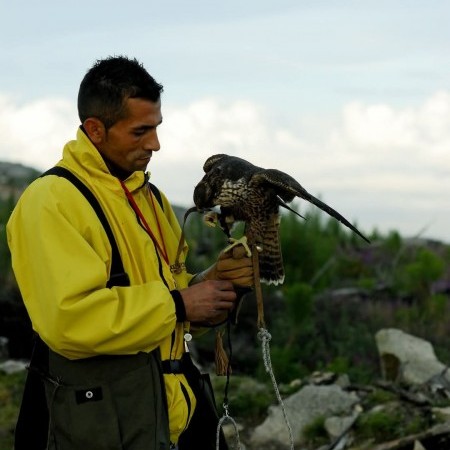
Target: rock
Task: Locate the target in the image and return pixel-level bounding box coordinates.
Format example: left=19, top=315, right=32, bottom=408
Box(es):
left=324, top=412, right=358, bottom=440
left=279, top=378, right=303, bottom=396
left=424, top=369, right=450, bottom=399
left=335, top=374, right=351, bottom=389
left=0, top=359, right=28, bottom=374
left=375, top=328, right=449, bottom=385
left=309, top=371, right=337, bottom=385
left=250, top=384, right=359, bottom=448
left=432, top=406, right=450, bottom=421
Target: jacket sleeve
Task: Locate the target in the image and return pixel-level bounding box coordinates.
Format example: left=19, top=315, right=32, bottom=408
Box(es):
left=7, top=179, right=177, bottom=360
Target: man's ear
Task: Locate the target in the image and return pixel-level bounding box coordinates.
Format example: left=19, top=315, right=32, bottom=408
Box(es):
left=83, top=118, right=106, bottom=145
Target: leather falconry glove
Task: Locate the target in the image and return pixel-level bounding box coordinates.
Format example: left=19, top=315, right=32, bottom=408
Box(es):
left=191, top=244, right=254, bottom=288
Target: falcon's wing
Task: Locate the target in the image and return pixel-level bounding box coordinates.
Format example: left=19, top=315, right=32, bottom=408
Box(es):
left=253, top=169, right=370, bottom=244
left=252, top=169, right=307, bottom=202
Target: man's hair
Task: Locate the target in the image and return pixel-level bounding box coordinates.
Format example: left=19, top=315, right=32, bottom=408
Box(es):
left=78, top=56, right=164, bottom=129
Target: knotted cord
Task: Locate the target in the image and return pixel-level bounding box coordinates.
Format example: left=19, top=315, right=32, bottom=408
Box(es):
left=252, top=245, right=295, bottom=450
left=258, top=328, right=294, bottom=450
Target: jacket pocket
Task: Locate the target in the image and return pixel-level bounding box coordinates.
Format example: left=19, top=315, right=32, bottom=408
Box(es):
left=44, top=353, right=169, bottom=450
left=44, top=378, right=122, bottom=450
left=109, top=361, right=166, bottom=448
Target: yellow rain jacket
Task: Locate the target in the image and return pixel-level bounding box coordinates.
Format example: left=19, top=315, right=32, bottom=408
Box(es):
left=7, top=128, right=196, bottom=444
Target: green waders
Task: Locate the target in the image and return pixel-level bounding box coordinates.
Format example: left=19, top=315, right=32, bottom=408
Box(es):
left=42, top=344, right=170, bottom=450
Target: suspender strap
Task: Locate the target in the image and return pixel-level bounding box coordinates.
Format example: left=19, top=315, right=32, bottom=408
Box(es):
left=41, top=166, right=130, bottom=288
left=149, top=182, right=163, bottom=210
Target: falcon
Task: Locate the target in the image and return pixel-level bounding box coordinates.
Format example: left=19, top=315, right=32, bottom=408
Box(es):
left=193, top=154, right=370, bottom=286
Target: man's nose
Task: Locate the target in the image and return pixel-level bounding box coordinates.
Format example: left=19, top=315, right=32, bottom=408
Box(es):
left=144, top=131, right=160, bottom=151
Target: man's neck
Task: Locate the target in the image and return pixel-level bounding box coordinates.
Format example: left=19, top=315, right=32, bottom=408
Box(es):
left=102, top=157, right=132, bottom=181
left=80, top=125, right=132, bottom=180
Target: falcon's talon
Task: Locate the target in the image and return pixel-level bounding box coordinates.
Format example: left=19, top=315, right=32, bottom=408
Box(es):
left=223, top=236, right=252, bottom=257
left=203, top=212, right=218, bottom=228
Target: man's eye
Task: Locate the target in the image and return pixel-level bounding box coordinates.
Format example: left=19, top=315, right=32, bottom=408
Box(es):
left=133, top=130, right=145, bottom=137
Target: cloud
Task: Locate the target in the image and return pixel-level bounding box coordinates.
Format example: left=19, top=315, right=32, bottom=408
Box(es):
left=0, top=94, right=78, bottom=170
left=158, top=98, right=271, bottom=161
left=156, top=91, right=450, bottom=188
left=331, top=90, right=450, bottom=162
left=155, top=91, right=450, bottom=241
left=1, top=90, right=449, bottom=242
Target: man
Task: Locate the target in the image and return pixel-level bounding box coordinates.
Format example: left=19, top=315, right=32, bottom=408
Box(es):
left=7, top=56, right=253, bottom=449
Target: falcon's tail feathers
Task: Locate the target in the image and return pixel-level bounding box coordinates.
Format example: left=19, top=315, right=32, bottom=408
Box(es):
left=301, top=192, right=370, bottom=244
left=248, top=218, right=285, bottom=286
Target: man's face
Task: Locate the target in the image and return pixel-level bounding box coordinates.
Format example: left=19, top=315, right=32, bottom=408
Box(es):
left=96, top=97, right=162, bottom=174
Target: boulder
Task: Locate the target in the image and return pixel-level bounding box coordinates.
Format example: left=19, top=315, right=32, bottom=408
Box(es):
left=375, top=328, right=450, bottom=385
left=324, top=412, right=359, bottom=441
left=0, top=359, right=27, bottom=374
left=250, top=384, right=359, bottom=448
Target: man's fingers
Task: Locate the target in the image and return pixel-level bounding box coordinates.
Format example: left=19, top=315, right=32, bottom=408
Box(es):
left=217, top=257, right=252, bottom=272
left=214, top=280, right=236, bottom=291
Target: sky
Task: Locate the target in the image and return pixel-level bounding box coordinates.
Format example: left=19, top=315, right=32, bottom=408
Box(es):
left=1, top=0, right=450, bottom=243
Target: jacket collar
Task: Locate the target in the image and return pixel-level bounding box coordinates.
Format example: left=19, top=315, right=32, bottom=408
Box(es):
left=61, top=127, right=148, bottom=194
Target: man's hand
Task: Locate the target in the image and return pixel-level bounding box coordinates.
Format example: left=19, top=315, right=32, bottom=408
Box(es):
left=179, top=280, right=237, bottom=325
left=192, top=245, right=254, bottom=288
left=183, top=243, right=254, bottom=326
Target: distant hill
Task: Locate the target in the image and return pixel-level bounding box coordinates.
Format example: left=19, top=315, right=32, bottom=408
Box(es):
left=0, top=162, right=40, bottom=201
left=0, top=161, right=39, bottom=183
left=0, top=161, right=189, bottom=221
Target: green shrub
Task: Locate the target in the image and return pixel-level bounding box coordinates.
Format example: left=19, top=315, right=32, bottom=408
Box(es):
left=364, top=389, right=397, bottom=409
left=355, top=408, right=403, bottom=442
left=396, top=248, right=445, bottom=303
